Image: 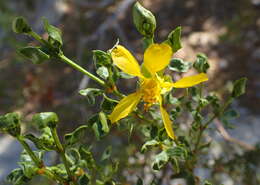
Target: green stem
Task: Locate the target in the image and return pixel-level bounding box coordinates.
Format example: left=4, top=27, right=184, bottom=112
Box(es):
left=17, top=136, right=65, bottom=183
left=203, top=97, right=233, bottom=129
left=58, top=54, right=106, bottom=87
left=28, top=31, right=48, bottom=46
left=17, top=136, right=42, bottom=167
left=113, top=88, right=125, bottom=99
left=28, top=31, right=105, bottom=88
left=193, top=97, right=233, bottom=153
left=51, top=128, right=78, bottom=185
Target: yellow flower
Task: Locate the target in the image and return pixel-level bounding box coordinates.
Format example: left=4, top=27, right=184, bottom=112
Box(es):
left=109, top=43, right=208, bottom=140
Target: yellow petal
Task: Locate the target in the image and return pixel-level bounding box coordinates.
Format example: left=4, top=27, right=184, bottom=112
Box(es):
left=109, top=91, right=142, bottom=123
left=143, top=43, right=172, bottom=75
left=171, top=73, right=208, bottom=88
left=160, top=106, right=175, bottom=140
left=111, top=45, right=143, bottom=77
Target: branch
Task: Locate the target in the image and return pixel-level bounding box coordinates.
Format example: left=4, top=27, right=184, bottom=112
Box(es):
left=214, top=119, right=255, bottom=151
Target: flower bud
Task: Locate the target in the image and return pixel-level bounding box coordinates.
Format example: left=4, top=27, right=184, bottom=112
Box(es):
left=12, top=17, right=32, bottom=34
left=0, top=113, right=21, bottom=137
left=132, top=2, right=156, bottom=38
left=32, top=112, right=59, bottom=129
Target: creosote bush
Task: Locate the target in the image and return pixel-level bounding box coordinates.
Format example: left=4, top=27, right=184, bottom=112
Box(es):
left=1, top=2, right=248, bottom=185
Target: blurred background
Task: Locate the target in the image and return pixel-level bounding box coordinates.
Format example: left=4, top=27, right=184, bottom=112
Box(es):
left=0, top=0, right=260, bottom=184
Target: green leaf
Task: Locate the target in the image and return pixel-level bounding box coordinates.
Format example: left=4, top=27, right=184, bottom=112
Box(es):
left=7, top=168, right=30, bottom=185
left=97, top=66, right=109, bottom=80
left=25, top=129, right=55, bottom=151
left=111, top=65, right=121, bottom=83
left=119, top=72, right=135, bottom=79
left=67, top=148, right=81, bottom=165
left=171, top=157, right=180, bottom=173
left=88, top=113, right=110, bottom=140
left=152, top=151, right=169, bottom=171
left=204, top=180, right=213, bottom=185
left=166, top=26, right=182, bottom=52
left=141, top=140, right=160, bottom=153
left=0, top=112, right=21, bottom=137
left=79, top=146, right=96, bottom=170
left=142, top=37, right=154, bottom=50
left=165, top=146, right=188, bottom=159
left=221, top=109, right=239, bottom=129
left=232, top=77, right=247, bottom=98
left=99, top=112, right=109, bottom=133
left=223, top=109, right=239, bottom=120
left=193, top=53, right=210, bottom=73
left=169, top=58, right=192, bottom=72
left=78, top=174, right=90, bottom=185
left=48, top=164, right=67, bottom=177
left=136, top=177, right=143, bottom=185
left=93, top=50, right=112, bottom=68
left=101, top=146, right=112, bottom=161
left=12, top=16, right=32, bottom=34
left=206, top=94, right=221, bottom=114
left=101, top=95, right=118, bottom=113
left=199, top=98, right=209, bottom=108
left=79, top=88, right=103, bottom=105
left=164, top=93, right=181, bottom=105
left=64, top=125, right=88, bottom=146
left=19, top=151, right=40, bottom=179
left=132, top=2, right=156, bottom=38
left=170, top=107, right=181, bottom=120
left=32, top=112, right=59, bottom=128
left=19, top=163, right=38, bottom=179
left=43, top=18, right=63, bottom=48
left=18, top=46, right=50, bottom=64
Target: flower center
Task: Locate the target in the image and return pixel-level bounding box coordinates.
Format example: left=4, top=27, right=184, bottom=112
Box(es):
left=140, top=78, right=161, bottom=111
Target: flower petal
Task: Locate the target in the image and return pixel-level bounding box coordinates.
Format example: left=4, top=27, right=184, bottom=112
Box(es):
left=172, top=73, right=208, bottom=88
left=111, top=45, right=143, bottom=77
left=143, top=43, right=172, bottom=75
left=160, top=105, right=175, bottom=140
left=109, top=91, right=142, bottom=123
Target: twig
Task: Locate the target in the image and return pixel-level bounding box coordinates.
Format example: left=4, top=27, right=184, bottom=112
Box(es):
left=214, top=119, right=255, bottom=151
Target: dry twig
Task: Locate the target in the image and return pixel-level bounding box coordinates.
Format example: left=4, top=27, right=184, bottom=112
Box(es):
left=215, top=119, right=255, bottom=151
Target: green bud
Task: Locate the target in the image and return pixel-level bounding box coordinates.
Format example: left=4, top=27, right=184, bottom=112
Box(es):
left=64, top=125, right=88, bottom=146
left=18, top=46, right=50, bottom=64
left=0, top=112, right=21, bottom=137
left=32, top=112, right=59, bottom=128
left=132, top=2, right=156, bottom=38
left=232, top=77, right=247, bottom=98
left=7, top=168, right=30, bottom=185
left=12, top=16, right=32, bottom=34
left=79, top=88, right=103, bottom=105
